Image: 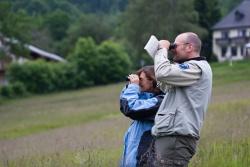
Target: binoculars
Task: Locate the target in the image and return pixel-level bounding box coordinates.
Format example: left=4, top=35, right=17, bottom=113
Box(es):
left=169, top=43, right=177, bottom=50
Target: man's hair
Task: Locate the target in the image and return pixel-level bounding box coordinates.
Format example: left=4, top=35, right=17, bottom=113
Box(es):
left=185, top=32, right=202, bottom=53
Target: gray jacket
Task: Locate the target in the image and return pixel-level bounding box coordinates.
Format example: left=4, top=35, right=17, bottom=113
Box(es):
left=151, top=48, right=212, bottom=139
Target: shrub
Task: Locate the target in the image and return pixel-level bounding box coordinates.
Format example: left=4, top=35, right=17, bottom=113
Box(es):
left=68, top=37, right=132, bottom=85
left=6, top=60, right=90, bottom=94
left=96, top=40, right=132, bottom=84
left=11, top=82, right=27, bottom=96
left=0, top=82, right=27, bottom=98
left=4, top=37, right=132, bottom=97
left=7, top=60, right=57, bottom=93
left=0, top=85, right=14, bottom=98
left=67, top=37, right=98, bottom=86
left=52, top=62, right=89, bottom=89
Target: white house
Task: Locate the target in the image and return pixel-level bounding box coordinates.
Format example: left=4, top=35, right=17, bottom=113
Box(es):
left=212, top=0, right=250, bottom=62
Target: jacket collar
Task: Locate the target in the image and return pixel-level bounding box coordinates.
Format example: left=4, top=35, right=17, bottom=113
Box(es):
left=176, top=56, right=206, bottom=64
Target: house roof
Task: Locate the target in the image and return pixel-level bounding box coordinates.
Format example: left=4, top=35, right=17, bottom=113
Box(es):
left=1, top=37, right=65, bottom=62
left=27, top=45, right=65, bottom=62
left=213, top=0, right=250, bottom=30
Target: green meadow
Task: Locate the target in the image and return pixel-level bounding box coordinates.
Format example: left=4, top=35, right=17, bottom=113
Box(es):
left=1, top=60, right=250, bottom=167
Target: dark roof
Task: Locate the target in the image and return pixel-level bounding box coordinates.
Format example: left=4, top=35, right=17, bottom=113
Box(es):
left=213, top=0, right=250, bottom=30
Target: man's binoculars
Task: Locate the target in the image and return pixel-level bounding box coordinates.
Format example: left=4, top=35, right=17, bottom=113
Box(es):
left=169, top=43, right=177, bottom=50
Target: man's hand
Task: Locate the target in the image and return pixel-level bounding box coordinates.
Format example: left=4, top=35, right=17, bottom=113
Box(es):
left=128, top=74, right=139, bottom=84
left=159, top=40, right=170, bottom=49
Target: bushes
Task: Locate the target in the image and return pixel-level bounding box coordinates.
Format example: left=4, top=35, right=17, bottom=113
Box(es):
left=5, top=60, right=86, bottom=94
left=1, top=37, right=132, bottom=98
left=7, top=60, right=58, bottom=93
left=67, top=37, right=98, bottom=86
left=68, top=37, right=132, bottom=85
left=0, top=82, right=27, bottom=98
left=96, top=40, right=132, bottom=84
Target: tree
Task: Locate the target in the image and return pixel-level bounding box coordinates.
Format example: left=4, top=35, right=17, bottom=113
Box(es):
left=60, top=13, right=116, bottom=57
left=68, top=37, right=132, bottom=85
left=0, top=2, right=33, bottom=58
left=26, top=0, right=48, bottom=16
left=96, top=40, right=132, bottom=84
left=194, top=0, right=221, bottom=61
left=120, top=0, right=207, bottom=67
left=67, top=37, right=99, bottom=86
left=72, top=0, right=128, bottom=13
left=43, top=9, right=71, bottom=41
left=219, top=0, right=243, bottom=16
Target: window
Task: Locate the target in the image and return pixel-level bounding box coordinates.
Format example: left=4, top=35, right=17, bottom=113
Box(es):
left=238, top=29, right=246, bottom=37
left=231, top=46, right=237, bottom=57
left=222, top=31, right=229, bottom=39
left=221, top=47, right=227, bottom=57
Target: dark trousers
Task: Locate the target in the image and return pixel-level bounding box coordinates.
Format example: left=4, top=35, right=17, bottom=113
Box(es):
left=154, top=135, right=197, bottom=167
left=136, top=131, right=154, bottom=167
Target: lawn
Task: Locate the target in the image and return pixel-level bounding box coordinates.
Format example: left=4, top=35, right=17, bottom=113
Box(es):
left=1, top=60, right=250, bottom=167
left=0, top=84, right=124, bottom=139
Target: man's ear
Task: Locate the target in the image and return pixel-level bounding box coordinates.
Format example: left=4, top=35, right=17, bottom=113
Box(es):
left=185, top=45, right=192, bottom=54
left=188, top=44, right=193, bottom=51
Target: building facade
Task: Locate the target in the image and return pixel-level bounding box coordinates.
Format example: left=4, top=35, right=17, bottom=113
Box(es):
left=212, top=0, right=250, bottom=62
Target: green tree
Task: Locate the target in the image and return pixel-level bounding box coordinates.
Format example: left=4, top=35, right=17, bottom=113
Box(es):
left=219, top=0, right=243, bottom=16
left=120, top=0, right=206, bottom=67
left=73, top=0, right=128, bottom=13
left=194, top=0, right=221, bottom=61
left=25, top=0, right=48, bottom=16
left=43, top=9, right=71, bottom=41
left=68, top=37, right=99, bottom=86
left=68, top=14, right=115, bottom=43
left=0, top=2, right=32, bottom=58
left=96, top=40, right=132, bottom=84
left=60, top=13, right=116, bottom=57
left=68, top=37, right=132, bottom=85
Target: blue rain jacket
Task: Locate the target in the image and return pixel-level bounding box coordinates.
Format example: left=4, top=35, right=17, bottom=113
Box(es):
left=119, top=83, right=164, bottom=167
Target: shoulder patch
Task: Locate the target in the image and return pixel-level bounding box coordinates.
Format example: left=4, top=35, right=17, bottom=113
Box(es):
left=179, top=63, right=189, bottom=70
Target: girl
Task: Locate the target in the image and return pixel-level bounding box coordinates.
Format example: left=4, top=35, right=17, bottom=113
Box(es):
left=120, top=65, right=164, bottom=167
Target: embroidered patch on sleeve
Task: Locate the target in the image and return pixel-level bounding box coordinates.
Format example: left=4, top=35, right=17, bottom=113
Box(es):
left=179, top=63, right=189, bottom=70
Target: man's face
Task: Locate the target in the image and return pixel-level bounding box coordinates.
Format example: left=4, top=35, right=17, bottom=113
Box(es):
left=172, top=34, right=191, bottom=62
left=139, top=71, right=153, bottom=92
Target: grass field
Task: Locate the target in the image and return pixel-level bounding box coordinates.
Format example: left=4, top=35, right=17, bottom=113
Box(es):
left=1, top=60, right=250, bottom=167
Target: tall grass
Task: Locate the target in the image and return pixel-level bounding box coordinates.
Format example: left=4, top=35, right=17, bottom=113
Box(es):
left=211, top=60, right=250, bottom=86
left=191, top=140, right=250, bottom=167
left=2, top=148, right=122, bottom=167
left=0, top=83, right=124, bottom=139
left=1, top=60, right=250, bottom=166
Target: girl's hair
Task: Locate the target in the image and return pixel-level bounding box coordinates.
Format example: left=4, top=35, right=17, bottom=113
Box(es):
left=136, top=65, right=156, bottom=82
left=136, top=65, right=159, bottom=92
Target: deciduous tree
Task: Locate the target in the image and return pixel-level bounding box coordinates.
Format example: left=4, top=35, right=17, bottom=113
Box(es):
left=120, top=0, right=206, bottom=67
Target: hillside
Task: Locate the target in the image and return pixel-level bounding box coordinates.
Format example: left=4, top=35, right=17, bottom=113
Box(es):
left=0, top=60, right=250, bottom=166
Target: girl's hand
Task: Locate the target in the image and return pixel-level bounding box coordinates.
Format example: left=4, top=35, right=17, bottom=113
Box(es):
left=128, top=74, right=139, bottom=85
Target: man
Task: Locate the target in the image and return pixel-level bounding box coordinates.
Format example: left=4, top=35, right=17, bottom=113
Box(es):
left=151, top=32, right=212, bottom=166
